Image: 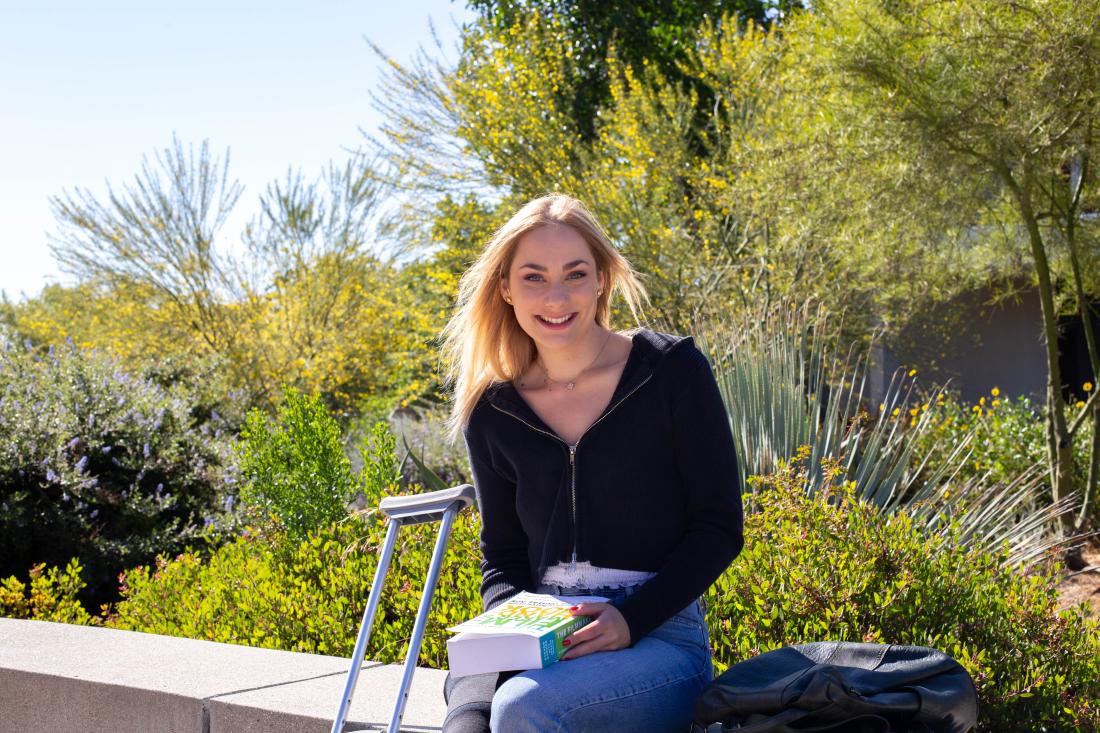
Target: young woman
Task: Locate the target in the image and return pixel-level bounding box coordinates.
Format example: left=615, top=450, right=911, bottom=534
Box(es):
left=440, top=194, right=743, bottom=733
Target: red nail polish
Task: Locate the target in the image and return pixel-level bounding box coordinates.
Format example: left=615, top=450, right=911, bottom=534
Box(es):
left=569, top=606, right=579, bottom=611
left=563, top=639, right=571, bottom=645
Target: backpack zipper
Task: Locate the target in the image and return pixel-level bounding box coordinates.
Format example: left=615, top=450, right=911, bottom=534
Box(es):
left=490, top=373, right=654, bottom=574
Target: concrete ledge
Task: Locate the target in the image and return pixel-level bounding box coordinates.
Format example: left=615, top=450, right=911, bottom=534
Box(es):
left=0, top=618, right=447, bottom=732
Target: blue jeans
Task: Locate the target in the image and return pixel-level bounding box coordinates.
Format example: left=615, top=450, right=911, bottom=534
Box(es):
left=488, top=582, right=713, bottom=733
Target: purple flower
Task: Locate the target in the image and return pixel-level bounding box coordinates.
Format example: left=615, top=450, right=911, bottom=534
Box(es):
left=102, top=445, right=112, bottom=454
left=89, top=509, right=98, bottom=519
left=75, top=456, right=88, bottom=472
left=203, top=516, right=214, bottom=528
left=223, top=495, right=235, bottom=512
left=143, top=443, right=151, bottom=459
left=45, top=469, right=59, bottom=483
left=61, top=492, right=69, bottom=502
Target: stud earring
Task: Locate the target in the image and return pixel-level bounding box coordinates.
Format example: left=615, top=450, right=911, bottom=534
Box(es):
left=504, top=296, right=513, bottom=305
left=596, top=289, right=603, bottom=297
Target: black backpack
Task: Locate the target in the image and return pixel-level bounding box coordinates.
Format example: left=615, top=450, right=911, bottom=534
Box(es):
left=690, top=642, right=978, bottom=733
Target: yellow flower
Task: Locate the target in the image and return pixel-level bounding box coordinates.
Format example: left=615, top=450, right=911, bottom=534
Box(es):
left=1077, top=400, right=1087, bottom=409
left=908, top=368, right=917, bottom=377
left=991, top=387, right=1000, bottom=397
left=892, top=407, right=901, bottom=417
left=1085, top=382, right=1094, bottom=393
left=991, top=399, right=1000, bottom=407
left=979, top=397, right=985, bottom=406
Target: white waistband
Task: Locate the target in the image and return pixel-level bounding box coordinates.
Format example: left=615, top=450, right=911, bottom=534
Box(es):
left=540, top=561, right=657, bottom=590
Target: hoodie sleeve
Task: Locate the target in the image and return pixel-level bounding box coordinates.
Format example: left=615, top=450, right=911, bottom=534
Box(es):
left=464, top=405, right=534, bottom=611
left=613, top=345, right=745, bottom=643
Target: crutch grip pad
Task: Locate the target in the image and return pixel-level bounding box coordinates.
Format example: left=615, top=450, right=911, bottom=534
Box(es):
left=380, top=484, right=476, bottom=524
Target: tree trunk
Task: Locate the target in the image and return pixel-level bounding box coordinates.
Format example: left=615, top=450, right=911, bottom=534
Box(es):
left=1064, top=150, right=1100, bottom=530
left=998, top=159, right=1076, bottom=534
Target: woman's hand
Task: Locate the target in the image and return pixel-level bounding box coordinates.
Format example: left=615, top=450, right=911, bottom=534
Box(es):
left=561, top=602, right=631, bottom=660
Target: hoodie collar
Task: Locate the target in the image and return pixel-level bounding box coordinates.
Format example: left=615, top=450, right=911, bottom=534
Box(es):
left=485, top=327, right=693, bottom=436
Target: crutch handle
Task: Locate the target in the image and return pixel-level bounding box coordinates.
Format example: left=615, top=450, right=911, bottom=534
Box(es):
left=379, top=484, right=476, bottom=525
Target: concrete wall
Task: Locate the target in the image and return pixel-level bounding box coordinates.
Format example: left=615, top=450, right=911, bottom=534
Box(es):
left=869, top=285, right=1048, bottom=407
left=0, top=618, right=447, bottom=732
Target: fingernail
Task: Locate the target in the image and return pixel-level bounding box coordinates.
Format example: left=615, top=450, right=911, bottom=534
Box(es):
left=563, top=639, right=571, bottom=646
left=569, top=606, right=579, bottom=611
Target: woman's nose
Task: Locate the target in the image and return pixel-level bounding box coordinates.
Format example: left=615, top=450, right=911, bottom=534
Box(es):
left=545, top=280, right=569, bottom=304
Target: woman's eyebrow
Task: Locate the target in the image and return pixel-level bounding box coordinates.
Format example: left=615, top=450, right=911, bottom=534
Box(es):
left=518, top=259, right=592, bottom=271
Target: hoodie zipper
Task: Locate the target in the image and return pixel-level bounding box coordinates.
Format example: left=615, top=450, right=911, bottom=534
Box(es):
left=490, top=373, right=654, bottom=573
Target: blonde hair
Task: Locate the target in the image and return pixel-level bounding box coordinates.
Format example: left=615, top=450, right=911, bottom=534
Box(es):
left=441, top=194, right=648, bottom=442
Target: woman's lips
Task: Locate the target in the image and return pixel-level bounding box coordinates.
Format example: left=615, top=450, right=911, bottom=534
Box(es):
left=536, top=313, right=576, bottom=330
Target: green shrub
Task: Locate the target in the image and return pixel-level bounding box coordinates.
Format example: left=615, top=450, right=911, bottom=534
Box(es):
left=237, top=388, right=361, bottom=544
left=0, top=341, right=238, bottom=608
left=907, top=387, right=1095, bottom=496
left=106, top=511, right=483, bottom=666
left=706, top=452, right=1100, bottom=732
left=0, top=559, right=99, bottom=625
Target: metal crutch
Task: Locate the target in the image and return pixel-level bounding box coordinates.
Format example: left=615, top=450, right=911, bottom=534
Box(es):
left=330, top=484, right=477, bottom=733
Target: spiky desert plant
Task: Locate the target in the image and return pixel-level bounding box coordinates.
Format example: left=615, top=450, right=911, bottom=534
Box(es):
left=695, top=303, right=1077, bottom=567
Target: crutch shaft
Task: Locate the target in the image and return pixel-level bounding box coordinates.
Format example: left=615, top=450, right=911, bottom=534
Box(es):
left=386, top=503, right=460, bottom=733
left=331, top=517, right=401, bottom=733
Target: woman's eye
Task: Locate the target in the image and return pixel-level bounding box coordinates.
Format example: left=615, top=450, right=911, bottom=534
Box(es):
left=522, top=271, right=585, bottom=282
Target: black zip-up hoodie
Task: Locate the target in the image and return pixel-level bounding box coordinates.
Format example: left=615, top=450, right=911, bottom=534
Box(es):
left=462, top=327, right=744, bottom=644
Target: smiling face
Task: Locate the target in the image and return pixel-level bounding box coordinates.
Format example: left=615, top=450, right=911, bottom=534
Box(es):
left=500, top=223, right=605, bottom=351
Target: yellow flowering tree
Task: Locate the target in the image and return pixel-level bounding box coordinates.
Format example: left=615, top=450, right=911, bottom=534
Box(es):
left=8, top=138, right=438, bottom=417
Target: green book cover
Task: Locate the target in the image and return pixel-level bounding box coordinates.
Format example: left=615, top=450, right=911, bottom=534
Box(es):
left=447, top=591, right=607, bottom=673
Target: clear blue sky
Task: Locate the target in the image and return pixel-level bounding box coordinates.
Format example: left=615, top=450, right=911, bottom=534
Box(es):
left=0, top=0, right=475, bottom=302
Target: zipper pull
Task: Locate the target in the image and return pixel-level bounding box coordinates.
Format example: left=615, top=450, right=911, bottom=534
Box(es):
left=569, top=445, right=575, bottom=465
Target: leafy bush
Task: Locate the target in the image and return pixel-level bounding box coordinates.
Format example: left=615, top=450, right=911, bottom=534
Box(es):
left=0, top=341, right=239, bottom=606
left=908, top=387, right=1096, bottom=503
left=107, top=416, right=463, bottom=662
left=706, top=452, right=1100, bottom=732
left=105, top=512, right=483, bottom=666
left=237, top=388, right=355, bottom=543
left=236, top=389, right=403, bottom=545
left=0, top=559, right=99, bottom=625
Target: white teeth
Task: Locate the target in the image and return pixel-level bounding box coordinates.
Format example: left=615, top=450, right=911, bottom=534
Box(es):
left=540, top=314, right=573, bottom=324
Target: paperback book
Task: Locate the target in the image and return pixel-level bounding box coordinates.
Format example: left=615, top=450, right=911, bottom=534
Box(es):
left=446, top=591, right=607, bottom=678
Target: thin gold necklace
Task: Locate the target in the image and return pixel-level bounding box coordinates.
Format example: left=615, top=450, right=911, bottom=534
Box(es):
left=536, top=330, right=613, bottom=392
